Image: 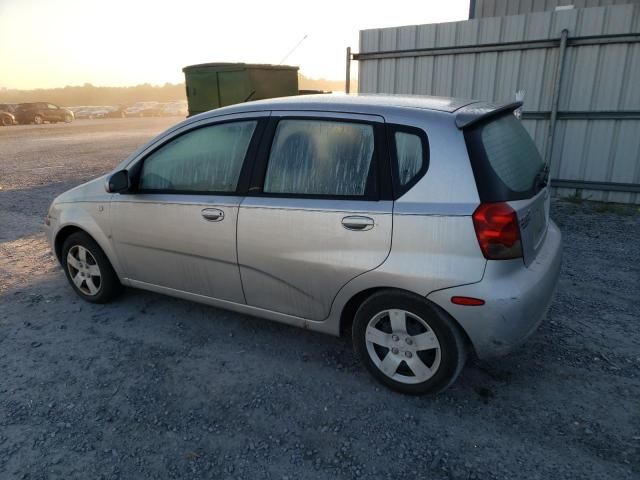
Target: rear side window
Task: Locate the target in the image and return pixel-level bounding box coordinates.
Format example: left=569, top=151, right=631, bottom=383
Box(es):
left=389, top=125, right=429, bottom=197
left=464, top=113, right=544, bottom=202
left=263, top=119, right=376, bottom=197
left=139, top=120, right=256, bottom=193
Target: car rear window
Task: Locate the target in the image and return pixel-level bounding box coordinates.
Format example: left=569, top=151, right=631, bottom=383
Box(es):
left=464, top=112, right=544, bottom=202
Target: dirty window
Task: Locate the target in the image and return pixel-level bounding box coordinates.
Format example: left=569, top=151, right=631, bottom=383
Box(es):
left=263, top=119, right=375, bottom=196
left=395, top=131, right=424, bottom=186
left=139, top=121, right=256, bottom=192
left=480, top=114, right=543, bottom=193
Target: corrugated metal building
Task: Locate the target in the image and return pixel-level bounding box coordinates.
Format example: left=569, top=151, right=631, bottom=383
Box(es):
left=356, top=2, right=640, bottom=203
left=470, top=0, right=639, bottom=19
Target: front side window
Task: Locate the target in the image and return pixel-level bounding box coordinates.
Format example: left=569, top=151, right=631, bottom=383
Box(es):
left=263, top=119, right=375, bottom=197
left=139, top=120, right=257, bottom=193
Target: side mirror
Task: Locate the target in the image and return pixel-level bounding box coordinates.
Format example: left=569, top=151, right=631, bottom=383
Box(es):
left=105, top=170, right=131, bottom=193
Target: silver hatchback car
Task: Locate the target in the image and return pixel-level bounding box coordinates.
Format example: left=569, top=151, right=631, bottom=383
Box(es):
left=45, top=95, right=562, bottom=394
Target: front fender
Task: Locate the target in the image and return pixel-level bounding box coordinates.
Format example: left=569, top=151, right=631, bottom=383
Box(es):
left=54, top=202, right=124, bottom=279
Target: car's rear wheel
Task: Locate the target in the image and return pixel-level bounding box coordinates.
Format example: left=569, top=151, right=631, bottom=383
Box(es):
left=1, top=115, right=12, bottom=126
left=61, top=232, right=122, bottom=303
left=352, top=291, right=467, bottom=395
left=33, top=114, right=43, bottom=125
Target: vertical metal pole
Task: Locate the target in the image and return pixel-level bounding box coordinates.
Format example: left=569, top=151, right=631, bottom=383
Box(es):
left=545, top=29, right=569, bottom=167
left=345, top=47, right=352, bottom=94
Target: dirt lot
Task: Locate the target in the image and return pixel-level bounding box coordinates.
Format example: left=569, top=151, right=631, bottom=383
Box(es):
left=1, top=118, right=639, bottom=480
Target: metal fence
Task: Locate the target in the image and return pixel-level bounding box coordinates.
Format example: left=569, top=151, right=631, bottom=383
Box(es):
left=470, top=0, right=639, bottom=19
left=356, top=3, right=640, bottom=203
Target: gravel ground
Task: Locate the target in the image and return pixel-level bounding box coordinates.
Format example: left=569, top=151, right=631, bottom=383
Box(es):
left=1, top=119, right=639, bottom=480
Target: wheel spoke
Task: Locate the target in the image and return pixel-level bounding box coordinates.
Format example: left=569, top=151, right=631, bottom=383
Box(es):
left=66, top=254, right=80, bottom=270
left=405, top=355, right=433, bottom=381
left=365, top=326, right=391, bottom=347
left=411, top=331, right=439, bottom=351
left=87, top=264, right=101, bottom=276
left=389, top=310, right=407, bottom=334
left=72, top=272, right=84, bottom=288
left=379, top=352, right=402, bottom=377
left=78, top=247, right=87, bottom=262
left=85, top=277, right=99, bottom=294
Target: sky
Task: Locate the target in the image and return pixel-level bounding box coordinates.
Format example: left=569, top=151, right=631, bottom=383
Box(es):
left=0, top=0, right=469, bottom=89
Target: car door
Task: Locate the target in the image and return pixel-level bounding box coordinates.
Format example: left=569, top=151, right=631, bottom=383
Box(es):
left=237, top=112, right=393, bottom=321
left=43, top=103, right=58, bottom=121
left=110, top=113, right=268, bottom=303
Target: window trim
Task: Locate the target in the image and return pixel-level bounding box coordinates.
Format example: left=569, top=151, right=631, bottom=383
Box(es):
left=387, top=123, right=430, bottom=200
left=248, top=115, right=390, bottom=201
left=127, top=117, right=267, bottom=196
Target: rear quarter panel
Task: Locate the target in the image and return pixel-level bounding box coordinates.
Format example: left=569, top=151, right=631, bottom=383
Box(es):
left=327, top=110, right=487, bottom=332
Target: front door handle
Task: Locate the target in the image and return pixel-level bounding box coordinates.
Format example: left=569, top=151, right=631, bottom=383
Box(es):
left=201, top=208, right=224, bottom=222
left=341, top=215, right=374, bottom=231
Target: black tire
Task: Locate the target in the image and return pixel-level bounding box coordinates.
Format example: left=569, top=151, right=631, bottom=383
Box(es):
left=64, top=114, right=73, bottom=123
left=352, top=290, right=467, bottom=395
left=1, top=115, right=12, bottom=126
left=34, top=114, right=43, bottom=125
left=61, top=232, right=122, bottom=303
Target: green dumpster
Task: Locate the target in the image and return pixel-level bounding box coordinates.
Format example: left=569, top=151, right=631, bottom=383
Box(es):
left=183, top=63, right=299, bottom=116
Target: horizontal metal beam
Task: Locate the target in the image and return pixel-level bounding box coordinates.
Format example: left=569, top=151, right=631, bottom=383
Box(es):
left=353, top=33, right=640, bottom=61
left=551, top=179, right=640, bottom=194
left=353, top=39, right=557, bottom=60
left=523, top=111, right=640, bottom=120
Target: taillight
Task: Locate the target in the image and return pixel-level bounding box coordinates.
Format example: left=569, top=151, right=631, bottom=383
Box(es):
left=472, top=203, right=523, bottom=260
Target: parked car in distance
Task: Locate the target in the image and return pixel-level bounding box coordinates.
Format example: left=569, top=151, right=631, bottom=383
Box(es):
left=85, top=105, right=127, bottom=119
left=45, top=94, right=562, bottom=395
left=124, top=101, right=161, bottom=117
left=0, top=103, right=17, bottom=126
left=101, top=105, right=127, bottom=118
left=159, top=101, right=188, bottom=117
left=69, top=106, right=93, bottom=119
left=14, top=102, right=74, bottom=124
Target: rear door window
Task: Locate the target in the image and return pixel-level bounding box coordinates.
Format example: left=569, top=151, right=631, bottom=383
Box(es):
left=263, top=119, right=376, bottom=197
left=464, top=113, right=544, bottom=202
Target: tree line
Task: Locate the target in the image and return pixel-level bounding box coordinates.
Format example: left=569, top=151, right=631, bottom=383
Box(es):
left=0, top=75, right=354, bottom=107
left=0, top=83, right=186, bottom=107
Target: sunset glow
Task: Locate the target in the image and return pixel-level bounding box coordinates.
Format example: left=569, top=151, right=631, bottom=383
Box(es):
left=0, top=0, right=469, bottom=89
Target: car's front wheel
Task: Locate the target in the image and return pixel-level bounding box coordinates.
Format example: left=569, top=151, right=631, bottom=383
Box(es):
left=64, top=114, right=73, bottom=123
left=353, top=291, right=467, bottom=395
left=61, top=232, right=122, bottom=303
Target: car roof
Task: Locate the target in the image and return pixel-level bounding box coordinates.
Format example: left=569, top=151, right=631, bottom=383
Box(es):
left=209, top=94, right=471, bottom=114
left=191, top=94, right=515, bottom=128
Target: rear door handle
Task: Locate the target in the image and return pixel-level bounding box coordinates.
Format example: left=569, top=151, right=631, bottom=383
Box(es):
left=341, top=216, right=374, bottom=231
left=201, top=208, right=224, bottom=222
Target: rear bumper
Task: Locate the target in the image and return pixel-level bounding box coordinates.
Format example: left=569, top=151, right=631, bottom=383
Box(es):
left=427, top=220, right=562, bottom=359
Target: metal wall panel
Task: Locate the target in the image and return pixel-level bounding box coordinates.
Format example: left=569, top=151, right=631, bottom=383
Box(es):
left=471, top=0, right=638, bottom=19
left=358, top=4, right=640, bottom=203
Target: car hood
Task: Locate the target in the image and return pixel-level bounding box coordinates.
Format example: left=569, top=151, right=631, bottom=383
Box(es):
left=53, top=175, right=112, bottom=204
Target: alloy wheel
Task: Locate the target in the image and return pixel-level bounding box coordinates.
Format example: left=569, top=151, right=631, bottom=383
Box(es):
left=67, top=245, right=102, bottom=296
left=365, top=309, right=441, bottom=384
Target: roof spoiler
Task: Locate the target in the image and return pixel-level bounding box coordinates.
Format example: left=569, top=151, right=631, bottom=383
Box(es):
left=455, top=101, right=523, bottom=129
